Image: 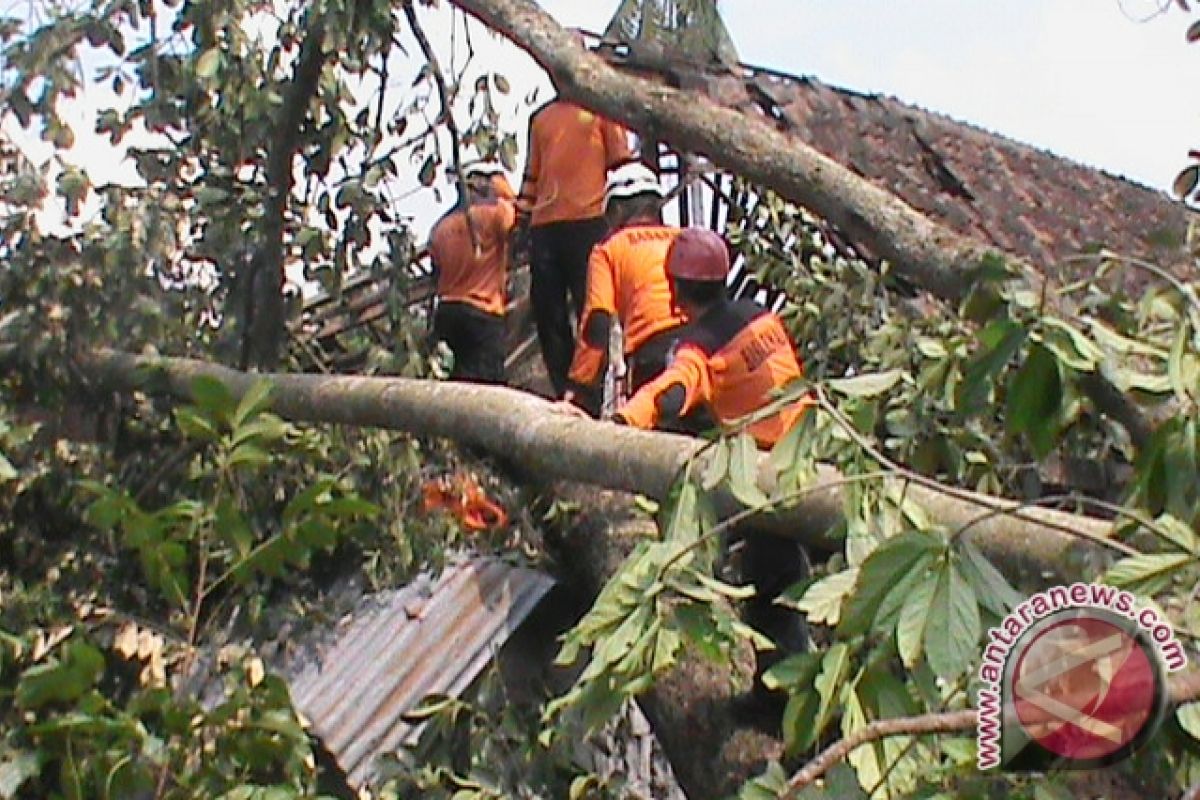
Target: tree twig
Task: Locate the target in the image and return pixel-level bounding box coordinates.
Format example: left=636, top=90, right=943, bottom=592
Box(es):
left=402, top=0, right=480, bottom=256
left=782, top=646, right=1200, bottom=797
left=814, top=388, right=1139, bottom=557
left=783, top=709, right=977, bottom=797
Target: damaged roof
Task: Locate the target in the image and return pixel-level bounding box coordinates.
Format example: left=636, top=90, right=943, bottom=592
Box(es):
left=709, top=69, right=1195, bottom=290
left=285, top=557, right=554, bottom=791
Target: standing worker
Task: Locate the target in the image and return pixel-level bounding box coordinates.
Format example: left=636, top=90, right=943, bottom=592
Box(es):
left=612, top=227, right=812, bottom=714
left=518, top=94, right=635, bottom=395
left=561, top=162, right=689, bottom=414
left=427, top=161, right=517, bottom=384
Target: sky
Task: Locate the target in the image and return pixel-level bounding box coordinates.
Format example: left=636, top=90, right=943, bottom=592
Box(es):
left=523, top=0, right=1197, bottom=193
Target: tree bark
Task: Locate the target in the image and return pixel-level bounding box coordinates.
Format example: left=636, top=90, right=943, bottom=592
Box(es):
left=241, top=15, right=328, bottom=371
left=76, top=347, right=1119, bottom=576
left=445, top=0, right=1153, bottom=448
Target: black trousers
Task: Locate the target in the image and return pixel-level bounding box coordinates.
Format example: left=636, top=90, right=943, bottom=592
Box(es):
left=432, top=301, right=506, bottom=385
left=737, top=529, right=811, bottom=695
left=530, top=217, right=610, bottom=396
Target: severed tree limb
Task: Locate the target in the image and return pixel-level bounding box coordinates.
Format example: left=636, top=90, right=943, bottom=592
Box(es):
left=445, top=0, right=1153, bottom=448
left=784, top=670, right=1200, bottom=797
left=72, top=346, right=1119, bottom=576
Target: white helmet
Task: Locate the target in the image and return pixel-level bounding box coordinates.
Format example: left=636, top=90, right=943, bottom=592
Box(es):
left=461, top=161, right=505, bottom=180
left=603, top=162, right=664, bottom=209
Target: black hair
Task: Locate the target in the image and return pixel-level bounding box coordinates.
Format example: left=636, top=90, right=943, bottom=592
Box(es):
left=606, top=194, right=663, bottom=226
left=673, top=277, right=726, bottom=307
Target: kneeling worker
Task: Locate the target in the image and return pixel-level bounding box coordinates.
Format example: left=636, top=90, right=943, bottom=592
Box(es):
left=614, top=226, right=811, bottom=712
left=562, top=162, right=687, bottom=413
left=427, top=161, right=516, bottom=384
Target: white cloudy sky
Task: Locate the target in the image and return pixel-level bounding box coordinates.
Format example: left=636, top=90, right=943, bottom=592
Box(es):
left=383, top=0, right=1199, bottom=238
left=522, top=0, right=1198, bottom=193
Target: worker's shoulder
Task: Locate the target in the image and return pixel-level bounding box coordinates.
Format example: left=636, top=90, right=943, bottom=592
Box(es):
left=596, top=223, right=678, bottom=251
left=679, top=299, right=769, bottom=356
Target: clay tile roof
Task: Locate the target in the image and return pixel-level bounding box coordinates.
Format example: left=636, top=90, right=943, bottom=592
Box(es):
left=698, top=65, right=1197, bottom=292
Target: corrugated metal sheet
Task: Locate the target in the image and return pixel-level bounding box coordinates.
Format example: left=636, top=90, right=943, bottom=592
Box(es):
left=287, top=557, right=554, bottom=790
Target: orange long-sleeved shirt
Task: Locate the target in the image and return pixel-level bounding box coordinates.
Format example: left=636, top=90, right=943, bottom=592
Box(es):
left=618, top=300, right=810, bottom=447
left=428, top=199, right=517, bottom=317
left=519, top=101, right=634, bottom=227
left=567, top=224, right=687, bottom=389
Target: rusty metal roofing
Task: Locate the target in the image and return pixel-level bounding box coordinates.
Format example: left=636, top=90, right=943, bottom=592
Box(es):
left=287, top=557, right=554, bottom=790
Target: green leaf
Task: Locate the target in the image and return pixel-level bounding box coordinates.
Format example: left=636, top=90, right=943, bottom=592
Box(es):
left=700, top=438, right=730, bottom=490
left=838, top=531, right=942, bottom=637
left=195, top=47, right=221, bottom=78
left=1177, top=701, right=1200, bottom=740
left=0, top=750, right=40, bottom=799
left=896, top=573, right=937, bottom=668
left=955, top=319, right=1027, bottom=415
left=956, top=538, right=1022, bottom=617
left=1152, top=514, right=1199, bottom=554
left=175, top=407, right=219, bottom=441
left=1103, top=552, right=1194, bottom=595
left=418, top=155, right=437, bottom=187
left=728, top=433, right=769, bottom=507
left=762, top=651, right=821, bottom=692
left=793, top=569, right=856, bottom=626
left=17, top=641, right=105, bottom=709
left=227, top=443, right=271, bottom=470
left=672, top=603, right=724, bottom=662
left=1006, top=343, right=1063, bottom=458
left=0, top=453, right=17, bottom=482
left=1174, top=164, right=1200, bottom=199
left=736, top=761, right=789, bottom=800
left=827, top=369, right=903, bottom=398
left=189, top=375, right=235, bottom=424
left=923, top=562, right=980, bottom=680
left=1040, top=317, right=1103, bottom=372
left=217, top=500, right=254, bottom=557
left=813, top=643, right=852, bottom=738
left=231, top=379, right=274, bottom=430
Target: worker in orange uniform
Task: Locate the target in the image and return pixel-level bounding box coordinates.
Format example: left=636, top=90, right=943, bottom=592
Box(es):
left=614, top=227, right=811, bottom=717
left=427, top=161, right=516, bottom=384
left=561, top=162, right=688, bottom=414
left=518, top=96, right=635, bottom=396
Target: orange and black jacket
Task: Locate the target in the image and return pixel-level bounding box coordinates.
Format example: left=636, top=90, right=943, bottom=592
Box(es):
left=616, top=299, right=810, bottom=447
left=427, top=199, right=517, bottom=317
left=518, top=101, right=633, bottom=227
left=567, top=224, right=687, bottom=390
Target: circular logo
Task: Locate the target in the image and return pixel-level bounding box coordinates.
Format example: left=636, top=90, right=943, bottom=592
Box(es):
left=1010, top=610, right=1163, bottom=765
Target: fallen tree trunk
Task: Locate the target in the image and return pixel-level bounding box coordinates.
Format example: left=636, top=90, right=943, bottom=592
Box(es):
left=76, top=347, right=1117, bottom=576
left=62, top=348, right=1196, bottom=798
left=446, top=0, right=1153, bottom=448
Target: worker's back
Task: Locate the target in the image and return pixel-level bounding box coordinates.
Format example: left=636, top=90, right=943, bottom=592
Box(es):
left=523, top=101, right=632, bottom=226
left=680, top=299, right=806, bottom=446
left=428, top=199, right=516, bottom=317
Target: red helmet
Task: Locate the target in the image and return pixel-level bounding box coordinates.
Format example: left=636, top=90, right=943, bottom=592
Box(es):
left=666, top=227, right=730, bottom=282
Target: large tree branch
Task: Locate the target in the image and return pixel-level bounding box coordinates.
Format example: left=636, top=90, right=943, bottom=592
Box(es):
left=72, top=347, right=1123, bottom=576
left=446, top=0, right=1153, bottom=447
